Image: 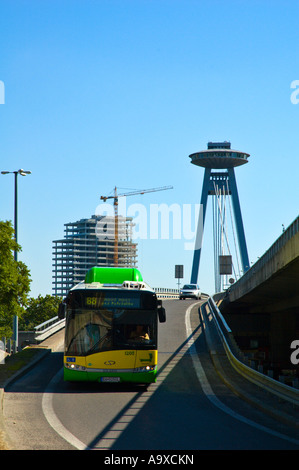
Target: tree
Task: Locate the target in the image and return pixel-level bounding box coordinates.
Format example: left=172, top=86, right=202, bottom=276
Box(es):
left=19, top=295, right=62, bottom=331
left=0, top=221, right=31, bottom=337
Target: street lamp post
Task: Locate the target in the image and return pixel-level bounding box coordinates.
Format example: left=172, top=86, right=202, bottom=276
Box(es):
left=1, top=169, right=31, bottom=260
left=1, top=169, right=31, bottom=352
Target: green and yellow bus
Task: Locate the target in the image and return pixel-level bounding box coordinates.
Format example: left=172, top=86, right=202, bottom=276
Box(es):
left=58, top=267, right=166, bottom=384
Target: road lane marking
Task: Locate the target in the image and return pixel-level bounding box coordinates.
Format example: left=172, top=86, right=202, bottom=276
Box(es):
left=42, top=369, right=87, bottom=450
left=185, top=303, right=299, bottom=446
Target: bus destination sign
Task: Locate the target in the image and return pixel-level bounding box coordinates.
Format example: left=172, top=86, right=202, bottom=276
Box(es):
left=85, top=294, right=140, bottom=309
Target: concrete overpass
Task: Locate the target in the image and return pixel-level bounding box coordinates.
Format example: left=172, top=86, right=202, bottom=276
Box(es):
left=219, top=216, right=299, bottom=369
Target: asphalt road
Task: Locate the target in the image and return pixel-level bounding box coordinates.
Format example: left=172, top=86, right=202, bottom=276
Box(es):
left=3, top=300, right=299, bottom=450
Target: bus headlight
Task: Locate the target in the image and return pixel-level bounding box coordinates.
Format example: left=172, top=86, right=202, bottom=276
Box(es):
left=65, top=363, right=86, bottom=371
left=134, top=365, right=156, bottom=373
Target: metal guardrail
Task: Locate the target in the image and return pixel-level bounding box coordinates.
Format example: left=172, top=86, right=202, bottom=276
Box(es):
left=154, top=288, right=179, bottom=299
left=34, top=316, right=65, bottom=342
left=154, top=288, right=209, bottom=300
left=207, top=296, right=299, bottom=408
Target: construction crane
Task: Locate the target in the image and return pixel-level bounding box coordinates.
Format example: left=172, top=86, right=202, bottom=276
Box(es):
left=100, top=185, right=173, bottom=265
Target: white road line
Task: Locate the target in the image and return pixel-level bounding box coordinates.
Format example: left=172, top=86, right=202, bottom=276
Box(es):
left=185, top=302, right=299, bottom=446
left=42, top=369, right=87, bottom=450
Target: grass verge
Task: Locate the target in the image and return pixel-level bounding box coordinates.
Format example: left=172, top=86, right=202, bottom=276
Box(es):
left=0, top=347, right=47, bottom=387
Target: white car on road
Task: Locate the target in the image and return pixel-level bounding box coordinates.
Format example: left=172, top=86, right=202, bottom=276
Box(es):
left=179, top=284, right=201, bottom=300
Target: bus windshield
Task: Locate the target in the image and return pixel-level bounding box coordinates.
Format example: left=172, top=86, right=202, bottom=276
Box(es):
left=64, top=288, right=158, bottom=356
left=65, top=308, right=157, bottom=356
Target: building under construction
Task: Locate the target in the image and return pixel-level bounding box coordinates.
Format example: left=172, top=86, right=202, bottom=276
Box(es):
left=52, top=215, right=137, bottom=297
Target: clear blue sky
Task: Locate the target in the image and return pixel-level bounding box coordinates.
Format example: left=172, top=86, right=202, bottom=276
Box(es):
left=0, top=0, right=298, bottom=298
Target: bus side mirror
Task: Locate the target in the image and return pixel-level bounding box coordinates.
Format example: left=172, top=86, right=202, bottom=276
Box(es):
left=158, top=307, right=166, bottom=323
left=58, top=302, right=66, bottom=319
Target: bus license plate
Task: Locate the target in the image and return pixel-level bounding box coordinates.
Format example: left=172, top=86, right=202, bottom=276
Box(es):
left=101, top=377, right=120, bottom=383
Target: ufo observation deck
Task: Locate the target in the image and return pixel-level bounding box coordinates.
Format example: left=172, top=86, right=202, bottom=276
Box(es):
left=189, top=141, right=250, bottom=169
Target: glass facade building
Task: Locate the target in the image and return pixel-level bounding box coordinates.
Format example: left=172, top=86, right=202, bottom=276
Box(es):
left=52, top=215, right=137, bottom=297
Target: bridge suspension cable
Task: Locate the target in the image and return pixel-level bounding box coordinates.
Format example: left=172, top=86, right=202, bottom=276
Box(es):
left=212, top=180, right=240, bottom=291
left=226, top=179, right=241, bottom=278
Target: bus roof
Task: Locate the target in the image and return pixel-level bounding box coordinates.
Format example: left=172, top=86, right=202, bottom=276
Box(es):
left=85, top=267, right=144, bottom=285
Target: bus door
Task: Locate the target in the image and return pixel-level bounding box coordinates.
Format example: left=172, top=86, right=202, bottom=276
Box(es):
left=114, top=310, right=158, bottom=369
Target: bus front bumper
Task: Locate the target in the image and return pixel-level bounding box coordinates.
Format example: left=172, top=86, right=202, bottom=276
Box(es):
left=63, top=364, right=157, bottom=384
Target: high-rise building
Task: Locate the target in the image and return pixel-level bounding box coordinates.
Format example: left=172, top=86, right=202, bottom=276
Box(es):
left=52, top=215, right=137, bottom=297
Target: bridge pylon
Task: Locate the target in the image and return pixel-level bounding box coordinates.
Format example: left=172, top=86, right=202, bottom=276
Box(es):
left=189, top=141, right=250, bottom=291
